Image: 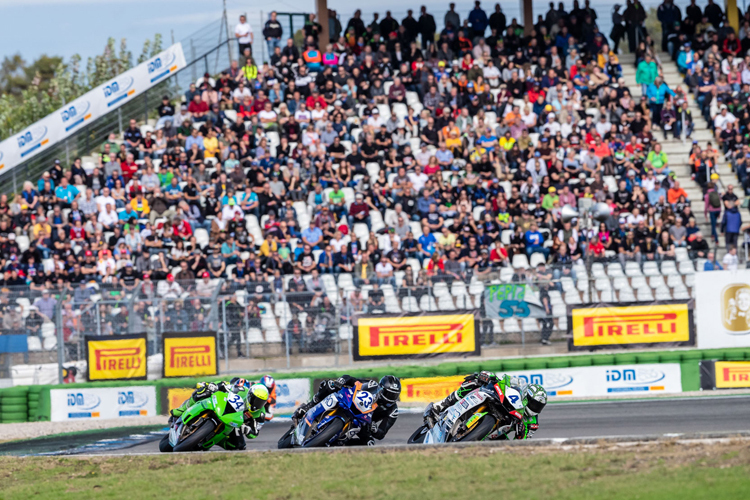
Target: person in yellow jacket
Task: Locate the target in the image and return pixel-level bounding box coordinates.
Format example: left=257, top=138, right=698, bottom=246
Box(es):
left=242, top=58, right=258, bottom=82
left=203, top=128, right=220, bottom=159
left=130, top=191, right=150, bottom=217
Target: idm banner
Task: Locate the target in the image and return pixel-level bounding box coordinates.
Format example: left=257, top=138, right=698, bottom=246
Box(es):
left=0, top=43, right=186, bottom=172
left=50, top=386, right=157, bottom=422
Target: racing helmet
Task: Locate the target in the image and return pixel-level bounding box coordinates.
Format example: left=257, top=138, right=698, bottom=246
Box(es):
left=522, top=384, right=547, bottom=416
left=259, top=375, right=276, bottom=392
left=247, top=384, right=270, bottom=412
left=378, top=375, right=401, bottom=406
left=230, top=377, right=250, bottom=394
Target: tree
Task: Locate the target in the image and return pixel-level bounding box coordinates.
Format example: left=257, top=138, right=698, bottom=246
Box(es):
left=0, top=35, right=161, bottom=141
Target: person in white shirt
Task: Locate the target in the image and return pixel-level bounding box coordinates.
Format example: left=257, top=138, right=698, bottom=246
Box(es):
left=366, top=109, right=385, bottom=128
left=714, top=106, right=736, bottom=132
left=99, top=203, right=119, bottom=230
left=95, top=187, right=116, bottom=215
left=595, top=115, right=611, bottom=138
left=641, top=171, right=656, bottom=192
left=520, top=106, right=537, bottom=128
left=157, top=274, right=184, bottom=299
left=294, top=103, right=312, bottom=129
left=235, top=15, right=253, bottom=57
left=723, top=246, right=739, bottom=271
left=482, top=60, right=501, bottom=87
left=408, top=165, right=428, bottom=192
left=541, top=113, right=561, bottom=135
left=232, top=81, right=252, bottom=101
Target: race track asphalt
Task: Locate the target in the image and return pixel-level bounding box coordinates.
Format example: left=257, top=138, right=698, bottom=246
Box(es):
left=93, top=395, right=750, bottom=455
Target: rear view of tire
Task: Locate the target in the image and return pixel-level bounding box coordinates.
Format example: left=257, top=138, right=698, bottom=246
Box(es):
left=407, top=425, right=429, bottom=444
left=173, top=419, right=217, bottom=452
left=455, top=415, right=497, bottom=442
left=159, top=434, right=173, bottom=453
left=277, top=428, right=294, bottom=449
left=303, top=418, right=345, bottom=448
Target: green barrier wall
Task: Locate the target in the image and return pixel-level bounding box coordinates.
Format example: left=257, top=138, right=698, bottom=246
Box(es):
left=5, top=347, right=749, bottom=422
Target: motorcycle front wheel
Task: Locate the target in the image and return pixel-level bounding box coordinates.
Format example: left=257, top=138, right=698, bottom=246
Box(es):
left=173, top=418, right=217, bottom=452
left=407, top=425, right=429, bottom=444
left=158, top=434, right=173, bottom=452
left=455, top=415, right=496, bottom=442
left=303, top=418, right=345, bottom=448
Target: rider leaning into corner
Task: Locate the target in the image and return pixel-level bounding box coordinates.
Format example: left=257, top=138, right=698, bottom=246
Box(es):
left=170, top=377, right=268, bottom=450
left=293, top=374, right=402, bottom=446
left=254, top=375, right=277, bottom=420
left=430, top=371, right=547, bottom=440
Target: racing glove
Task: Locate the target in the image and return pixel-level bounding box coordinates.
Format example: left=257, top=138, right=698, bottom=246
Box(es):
left=242, top=420, right=259, bottom=439
left=477, top=371, right=496, bottom=385
left=193, top=382, right=218, bottom=401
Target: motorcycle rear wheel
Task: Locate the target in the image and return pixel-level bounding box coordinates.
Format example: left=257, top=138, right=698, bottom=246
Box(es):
left=303, top=418, right=345, bottom=448
left=407, top=425, right=429, bottom=444
left=159, top=434, right=173, bottom=453
left=454, top=415, right=496, bottom=442
left=277, top=428, right=294, bottom=449
left=173, top=418, right=217, bottom=452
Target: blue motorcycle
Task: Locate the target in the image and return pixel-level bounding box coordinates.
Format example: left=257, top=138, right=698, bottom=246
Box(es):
left=278, top=381, right=382, bottom=448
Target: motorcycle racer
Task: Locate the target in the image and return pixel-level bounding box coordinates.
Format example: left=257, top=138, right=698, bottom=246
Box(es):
left=170, top=378, right=268, bottom=450
left=292, top=374, right=401, bottom=446
left=429, top=371, right=546, bottom=440
left=255, top=375, right=277, bottom=420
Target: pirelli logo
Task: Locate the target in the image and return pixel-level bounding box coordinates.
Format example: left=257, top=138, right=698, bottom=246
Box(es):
left=715, top=362, right=750, bottom=389
left=571, top=304, right=690, bottom=347
left=163, top=333, right=217, bottom=378
left=86, top=336, right=147, bottom=381
left=355, top=314, right=478, bottom=359
left=95, top=347, right=143, bottom=371
left=583, top=313, right=678, bottom=337
left=169, top=345, right=212, bottom=369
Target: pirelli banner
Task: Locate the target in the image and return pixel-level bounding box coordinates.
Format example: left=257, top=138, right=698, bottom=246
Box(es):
left=162, top=332, right=218, bottom=378
left=567, top=301, right=695, bottom=351
left=700, top=360, right=750, bottom=390
left=353, top=312, right=480, bottom=361
left=85, top=334, right=148, bottom=381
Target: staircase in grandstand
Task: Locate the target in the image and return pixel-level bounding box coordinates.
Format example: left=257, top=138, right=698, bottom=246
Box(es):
left=622, top=51, right=743, bottom=253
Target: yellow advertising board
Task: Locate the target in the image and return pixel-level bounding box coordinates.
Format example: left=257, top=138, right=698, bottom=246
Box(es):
left=400, top=376, right=467, bottom=403
left=715, top=361, right=750, bottom=388
left=86, top=335, right=147, bottom=381
left=570, top=303, right=691, bottom=348
left=354, top=314, right=478, bottom=360
left=162, top=332, right=217, bottom=378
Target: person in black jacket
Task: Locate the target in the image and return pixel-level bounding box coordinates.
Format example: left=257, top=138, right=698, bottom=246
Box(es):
left=419, top=6, right=437, bottom=51
left=263, top=12, right=283, bottom=58
left=293, top=375, right=401, bottom=446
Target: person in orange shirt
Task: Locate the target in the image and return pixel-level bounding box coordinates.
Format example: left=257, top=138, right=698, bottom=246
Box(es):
left=667, top=180, right=688, bottom=205
left=503, top=105, right=521, bottom=126
left=592, top=136, right=612, bottom=159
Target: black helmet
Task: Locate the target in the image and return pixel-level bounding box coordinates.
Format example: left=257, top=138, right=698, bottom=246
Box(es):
left=378, top=375, right=401, bottom=406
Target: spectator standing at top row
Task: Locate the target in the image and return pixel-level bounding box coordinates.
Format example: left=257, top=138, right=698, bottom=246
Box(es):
left=235, top=14, right=253, bottom=58
left=263, top=11, right=283, bottom=58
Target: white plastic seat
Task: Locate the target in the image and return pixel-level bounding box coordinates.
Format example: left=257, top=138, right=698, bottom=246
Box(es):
left=666, top=274, right=684, bottom=289
left=438, top=295, right=456, bottom=311
left=606, top=263, right=624, bottom=277
left=521, top=318, right=539, bottom=332
left=618, top=289, right=636, bottom=302
left=402, top=296, right=420, bottom=313
left=560, top=277, right=575, bottom=292
left=591, top=263, right=606, bottom=278
left=625, top=262, right=642, bottom=277
left=512, top=254, right=529, bottom=269
left=643, top=262, right=660, bottom=276
left=599, top=289, right=616, bottom=302
left=41, top=323, right=56, bottom=338
left=679, top=261, right=695, bottom=274
left=636, top=287, right=654, bottom=301
left=339, top=325, right=353, bottom=340
left=529, top=253, right=546, bottom=268
left=655, top=286, right=672, bottom=300
left=685, top=274, right=695, bottom=287
left=419, top=295, right=438, bottom=311
left=43, top=336, right=57, bottom=351
left=552, top=304, right=566, bottom=317
left=27, top=336, right=42, bottom=351
left=675, top=247, right=690, bottom=262
left=612, top=277, right=630, bottom=290
left=648, top=276, right=665, bottom=289
left=630, top=276, right=648, bottom=289
left=564, top=291, right=582, bottom=304
left=454, top=294, right=472, bottom=309
left=673, top=286, right=690, bottom=300
left=594, top=278, right=612, bottom=291
left=660, top=261, right=678, bottom=275
left=385, top=297, right=402, bottom=313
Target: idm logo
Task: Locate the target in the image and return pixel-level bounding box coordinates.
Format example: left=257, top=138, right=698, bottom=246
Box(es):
left=67, top=392, right=101, bottom=410
left=60, top=100, right=90, bottom=123
left=16, top=125, right=48, bottom=153
left=148, top=51, right=176, bottom=74
left=103, top=76, right=134, bottom=98
left=118, top=390, right=149, bottom=408
left=148, top=57, right=162, bottom=73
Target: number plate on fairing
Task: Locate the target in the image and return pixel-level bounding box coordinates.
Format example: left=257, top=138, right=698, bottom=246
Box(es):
left=443, top=390, right=488, bottom=427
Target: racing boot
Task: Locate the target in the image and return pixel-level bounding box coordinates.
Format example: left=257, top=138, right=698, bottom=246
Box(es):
left=292, top=400, right=317, bottom=422
left=430, top=391, right=459, bottom=421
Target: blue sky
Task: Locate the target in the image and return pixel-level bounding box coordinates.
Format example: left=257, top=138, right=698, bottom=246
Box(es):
left=0, top=0, right=706, bottom=65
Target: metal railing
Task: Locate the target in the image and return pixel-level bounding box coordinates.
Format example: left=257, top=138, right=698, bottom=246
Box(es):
left=0, top=263, right=701, bottom=383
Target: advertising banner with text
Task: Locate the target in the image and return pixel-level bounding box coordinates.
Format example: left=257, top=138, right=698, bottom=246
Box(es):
left=51, top=386, right=157, bottom=422
left=567, top=301, right=694, bottom=351
left=162, top=332, right=218, bottom=378
left=85, top=334, right=147, bottom=381
left=700, top=360, right=750, bottom=389
left=695, top=270, right=750, bottom=349
left=0, top=43, right=186, bottom=173
left=353, top=313, right=479, bottom=361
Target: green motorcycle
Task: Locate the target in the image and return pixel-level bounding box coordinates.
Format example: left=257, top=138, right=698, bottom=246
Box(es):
left=159, top=389, right=255, bottom=452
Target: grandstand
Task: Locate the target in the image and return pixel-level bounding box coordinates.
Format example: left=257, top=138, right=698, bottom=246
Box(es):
left=0, top=1, right=745, bottom=374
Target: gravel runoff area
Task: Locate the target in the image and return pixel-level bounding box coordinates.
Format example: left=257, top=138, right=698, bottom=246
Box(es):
left=0, top=416, right=167, bottom=441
